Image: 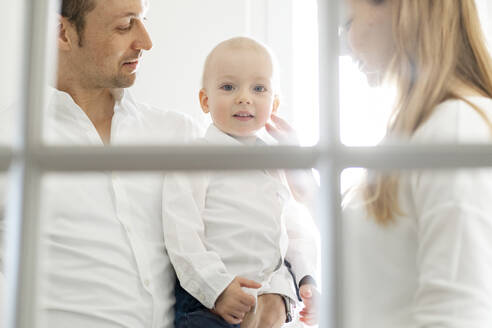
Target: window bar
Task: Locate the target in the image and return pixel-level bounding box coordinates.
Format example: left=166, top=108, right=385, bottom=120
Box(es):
left=5, top=0, right=58, bottom=327
left=317, top=0, right=343, bottom=327
left=0, top=149, right=12, bottom=171
left=18, top=143, right=492, bottom=172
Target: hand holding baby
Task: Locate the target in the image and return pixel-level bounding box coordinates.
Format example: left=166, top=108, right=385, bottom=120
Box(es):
left=299, top=283, right=320, bottom=326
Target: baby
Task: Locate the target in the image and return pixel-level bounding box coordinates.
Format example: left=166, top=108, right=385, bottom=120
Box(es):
left=163, top=37, right=319, bottom=328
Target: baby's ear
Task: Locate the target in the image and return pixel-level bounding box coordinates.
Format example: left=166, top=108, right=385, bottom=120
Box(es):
left=199, top=88, right=210, bottom=113
left=272, top=95, right=280, bottom=113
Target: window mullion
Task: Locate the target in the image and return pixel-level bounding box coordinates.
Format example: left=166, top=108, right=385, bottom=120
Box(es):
left=0, top=149, right=12, bottom=171
left=318, top=0, right=343, bottom=327
left=5, top=0, right=57, bottom=327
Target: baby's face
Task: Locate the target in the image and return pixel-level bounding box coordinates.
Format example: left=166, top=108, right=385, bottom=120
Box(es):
left=201, top=47, right=278, bottom=137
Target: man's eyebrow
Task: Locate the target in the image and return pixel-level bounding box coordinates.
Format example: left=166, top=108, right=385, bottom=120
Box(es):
left=115, top=12, right=138, bottom=18
left=113, top=12, right=140, bottom=20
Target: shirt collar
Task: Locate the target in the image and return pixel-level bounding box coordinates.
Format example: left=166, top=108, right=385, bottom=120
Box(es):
left=47, top=87, right=132, bottom=123
left=204, top=124, right=268, bottom=146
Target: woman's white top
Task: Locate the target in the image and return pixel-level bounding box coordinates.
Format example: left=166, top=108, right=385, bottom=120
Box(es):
left=343, top=97, right=492, bottom=328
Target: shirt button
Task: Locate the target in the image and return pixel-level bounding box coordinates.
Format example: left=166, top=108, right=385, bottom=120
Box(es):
left=144, top=279, right=150, bottom=287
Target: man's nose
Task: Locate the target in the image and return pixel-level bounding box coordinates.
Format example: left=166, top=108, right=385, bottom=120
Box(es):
left=133, top=20, right=153, bottom=51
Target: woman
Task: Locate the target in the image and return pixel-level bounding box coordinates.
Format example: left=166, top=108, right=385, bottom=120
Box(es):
left=268, top=0, right=492, bottom=327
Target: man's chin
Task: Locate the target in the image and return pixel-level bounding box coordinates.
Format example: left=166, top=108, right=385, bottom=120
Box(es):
left=112, top=74, right=137, bottom=88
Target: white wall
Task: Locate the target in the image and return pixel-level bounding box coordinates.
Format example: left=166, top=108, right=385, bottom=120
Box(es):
left=0, top=0, right=299, bottom=132
left=1, top=0, right=490, bottom=132
left=0, top=1, right=25, bottom=111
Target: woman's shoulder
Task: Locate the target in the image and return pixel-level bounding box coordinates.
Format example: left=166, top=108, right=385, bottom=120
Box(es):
left=411, top=97, right=492, bottom=144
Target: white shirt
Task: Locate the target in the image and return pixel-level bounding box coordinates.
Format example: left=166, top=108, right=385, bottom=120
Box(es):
left=343, top=98, right=492, bottom=328
left=0, top=88, right=201, bottom=328
left=163, top=124, right=318, bottom=309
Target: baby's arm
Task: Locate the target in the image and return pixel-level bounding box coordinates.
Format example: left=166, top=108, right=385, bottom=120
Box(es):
left=162, top=172, right=258, bottom=323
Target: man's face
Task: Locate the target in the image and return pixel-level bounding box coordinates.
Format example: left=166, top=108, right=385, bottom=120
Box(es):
left=67, top=0, right=152, bottom=89
left=200, top=47, right=278, bottom=138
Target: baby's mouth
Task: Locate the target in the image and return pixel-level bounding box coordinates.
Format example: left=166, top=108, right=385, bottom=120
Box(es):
left=233, top=112, right=254, bottom=121
left=233, top=113, right=254, bottom=118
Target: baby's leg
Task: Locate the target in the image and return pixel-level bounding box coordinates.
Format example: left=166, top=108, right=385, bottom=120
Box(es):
left=175, top=281, right=240, bottom=328
left=176, top=310, right=241, bottom=328
left=240, top=293, right=286, bottom=328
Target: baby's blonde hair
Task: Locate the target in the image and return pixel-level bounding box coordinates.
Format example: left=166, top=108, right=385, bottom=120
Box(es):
left=201, top=36, right=281, bottom=94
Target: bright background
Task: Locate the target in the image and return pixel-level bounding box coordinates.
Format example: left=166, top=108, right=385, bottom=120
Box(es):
left=1, top=0, right=491, bottom=147
left=0, top=0, right=491, bottom=326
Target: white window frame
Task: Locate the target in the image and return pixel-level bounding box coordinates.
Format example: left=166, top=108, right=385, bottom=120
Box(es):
left=3, top=0, right=492, bottom=327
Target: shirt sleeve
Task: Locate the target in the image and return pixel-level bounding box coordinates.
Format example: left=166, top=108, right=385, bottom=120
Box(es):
left=283, top=199, right=319, bottom=287
left=162, top=172, right=235, bottom=309
left=410, top=168, right=492, bottom=327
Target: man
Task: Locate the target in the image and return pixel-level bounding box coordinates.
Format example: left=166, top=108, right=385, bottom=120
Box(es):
left=1, top=0, right=316, bottom=327
left=40, top=0, right=199, bottom=327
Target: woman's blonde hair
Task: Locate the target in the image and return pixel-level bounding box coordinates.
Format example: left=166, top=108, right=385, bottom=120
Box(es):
left=362, top=0, right=492, bottom=224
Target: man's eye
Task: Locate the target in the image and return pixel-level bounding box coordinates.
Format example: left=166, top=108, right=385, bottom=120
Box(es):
left=220, top=84, right=234, bottom=91
left=253, top=85, right=266, bottom=92
left=117, top=20, right=134, bottom=31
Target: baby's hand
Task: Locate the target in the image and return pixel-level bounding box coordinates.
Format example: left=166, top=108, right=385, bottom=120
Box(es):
left=299, top=283, right=320, bottom=326
left=213, top=276, right=261, bottom=324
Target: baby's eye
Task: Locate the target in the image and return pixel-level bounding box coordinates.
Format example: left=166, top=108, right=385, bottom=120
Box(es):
left=253, top=85, right=266, bottom=92
left=220, top=84, right=234, bottom=91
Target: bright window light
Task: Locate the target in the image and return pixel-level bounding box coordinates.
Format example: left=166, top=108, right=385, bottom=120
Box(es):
left=476, top=0, right=491, bottom=51
left=339, top=56, right=395, bottom=146
left=292, top=0, right=320, bottom=147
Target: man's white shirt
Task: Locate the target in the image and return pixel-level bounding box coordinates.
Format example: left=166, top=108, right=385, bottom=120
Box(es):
left=163, top=124, right=318, bottom=309
left=0, top=88, right=201, bottom=328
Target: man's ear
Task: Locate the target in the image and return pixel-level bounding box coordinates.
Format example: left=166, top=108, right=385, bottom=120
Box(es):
left=58, top=15, right=74, bottom=51
left=272, top=95, right=280, bottom=114
left=199, top=88, right=210, bottom=113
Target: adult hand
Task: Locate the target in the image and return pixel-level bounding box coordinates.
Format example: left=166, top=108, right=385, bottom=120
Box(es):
left=240, top=293, right=286, bottom=328
left=213, top=277, right=261, bottom=324
left=265, top=113, right=300, bottom=146
left=266, top=114, right=319, bottom=206
left=299, top=284, right=320, bottom=326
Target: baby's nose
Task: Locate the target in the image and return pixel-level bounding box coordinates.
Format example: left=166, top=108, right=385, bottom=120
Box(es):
left=237, top=97, right=252, bottom=105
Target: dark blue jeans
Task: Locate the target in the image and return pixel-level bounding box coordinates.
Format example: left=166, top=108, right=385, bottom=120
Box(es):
left=174, top=280, right=240, bottom=328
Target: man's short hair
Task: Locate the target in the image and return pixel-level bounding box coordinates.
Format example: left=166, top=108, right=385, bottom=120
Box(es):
left=61, top=0, right=96, bottom=46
